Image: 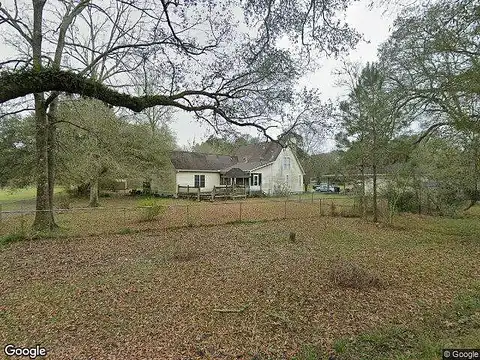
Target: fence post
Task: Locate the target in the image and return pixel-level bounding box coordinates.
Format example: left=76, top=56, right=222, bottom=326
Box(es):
left=284, top=200, right=287, bottom=219
left=311, top=191, right=314, bottom=204
left=239, top=202, right=242, bottom=222
left=123, top=207, right=126, bottom=226
left=319, top=199, right=322, bottom=216
left=186, top=204, right=190, bottom=226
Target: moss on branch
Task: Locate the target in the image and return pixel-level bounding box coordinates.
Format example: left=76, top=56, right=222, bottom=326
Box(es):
left=0, top=68, right=175, bottom=112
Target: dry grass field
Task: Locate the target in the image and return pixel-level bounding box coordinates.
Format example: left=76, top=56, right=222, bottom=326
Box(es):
left=1, top=209, right=479, bottom=359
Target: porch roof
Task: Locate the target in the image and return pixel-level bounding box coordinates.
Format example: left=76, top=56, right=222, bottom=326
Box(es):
left=223, top=167, right=250, bottom=178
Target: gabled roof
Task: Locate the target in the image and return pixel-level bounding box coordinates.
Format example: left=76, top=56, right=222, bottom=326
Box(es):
left=234, top=142, right=283, bottom=165
left=171, top=151, right=237, bottom=171
left=171, top=142, right=285, bottom=172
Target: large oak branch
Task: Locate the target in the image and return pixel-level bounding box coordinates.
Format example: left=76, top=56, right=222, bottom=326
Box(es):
left=0, top=68, right=277, bottom=139
left=0, top=68, right=216, bottom=112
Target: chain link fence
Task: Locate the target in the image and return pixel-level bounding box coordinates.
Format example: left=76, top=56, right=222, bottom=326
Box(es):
left=0, top=196, right=362, bottom=237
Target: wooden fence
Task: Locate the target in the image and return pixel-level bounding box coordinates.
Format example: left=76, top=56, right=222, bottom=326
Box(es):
left=177, top=185, right=247, bottom=201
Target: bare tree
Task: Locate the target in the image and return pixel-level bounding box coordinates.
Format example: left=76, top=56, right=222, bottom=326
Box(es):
left=0, top=0, right=360, bottom=231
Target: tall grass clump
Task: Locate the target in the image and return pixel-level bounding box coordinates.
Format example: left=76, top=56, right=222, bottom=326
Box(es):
left=138, top=198, right=167, bottom=222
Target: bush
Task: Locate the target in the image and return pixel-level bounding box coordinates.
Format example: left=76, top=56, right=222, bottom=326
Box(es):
left=329, top=259, right=383, bottom=289
left=390, top=190, right=419, bottom=213
left=272, top=183, right=290, bottom=197
left=138, top=198, right=167, bottom=222
left=432, top=186, right=466, bottom=217
left=385, top=184, right=467, bottom=217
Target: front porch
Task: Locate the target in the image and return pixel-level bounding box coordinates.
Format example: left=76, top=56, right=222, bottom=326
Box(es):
left=221, top=168, right=263, bottom=193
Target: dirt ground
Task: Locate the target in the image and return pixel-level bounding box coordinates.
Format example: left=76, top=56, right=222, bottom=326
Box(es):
left=1, top=216, right=479, bottom=359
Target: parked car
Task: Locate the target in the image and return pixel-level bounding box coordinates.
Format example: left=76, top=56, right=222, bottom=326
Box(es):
left=314, top=183, right=337, bottom=193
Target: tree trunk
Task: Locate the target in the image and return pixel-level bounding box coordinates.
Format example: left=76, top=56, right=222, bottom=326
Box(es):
left=360, top=163, right=366, bottom=218
left=33, top=97, right=57, bottom=231
left=372, top=164, right=378, bottom=222
left=47, top=102, right=58, bottom=224
left=31, top=0, right=56, bottom=231
left=89, top=177, right=99, bottom=207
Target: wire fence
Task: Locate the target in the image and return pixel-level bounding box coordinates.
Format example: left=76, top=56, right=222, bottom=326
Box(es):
left=0, top=196, right=363, bottom=237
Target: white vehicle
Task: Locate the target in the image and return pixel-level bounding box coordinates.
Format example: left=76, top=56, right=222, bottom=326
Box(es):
left=314, top=183, right=336, bottom=193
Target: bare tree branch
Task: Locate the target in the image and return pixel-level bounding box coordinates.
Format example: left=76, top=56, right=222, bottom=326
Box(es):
left=0, top=68, right=280, bottom=139
left=0, top=2, right=33, bottom=43
left=0, top=106, right=35, bottom=119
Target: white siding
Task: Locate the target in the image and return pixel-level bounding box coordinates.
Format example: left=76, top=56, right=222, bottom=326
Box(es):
left=175, top=171, right=220, bottom=192
left=254, top=147, right=304, bottom=194
left=250, top=165, right=274, bottom=193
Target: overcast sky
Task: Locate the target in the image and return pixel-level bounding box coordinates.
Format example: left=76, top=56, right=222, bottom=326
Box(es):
left=171, top=0, right=399, bottom=150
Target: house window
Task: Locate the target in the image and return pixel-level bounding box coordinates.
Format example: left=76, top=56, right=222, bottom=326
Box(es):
left=283, top=157, right=291, bottom=170
left=194, top=174, right=205, bottom=188
left=251, top=173, right=262, bottom=186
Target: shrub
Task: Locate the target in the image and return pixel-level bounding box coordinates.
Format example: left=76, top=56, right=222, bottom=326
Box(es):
left=138, top=198, right=167, bottom=222
left=431, top=185, right=466, bottom=217
left=384, top=188, right=419, bottom=213
left=272, top=183, right=290, bottom=197
left=329, top=259, right=383, bottom=289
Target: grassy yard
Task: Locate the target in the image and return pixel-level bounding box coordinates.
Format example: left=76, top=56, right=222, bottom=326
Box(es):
left=0, top=187, right=64, bottom=212
left=0, top=187, right=38, bottom=202
left=0, top=186, right=65, bottom=203
left=0, top=212, right=479, bottom=359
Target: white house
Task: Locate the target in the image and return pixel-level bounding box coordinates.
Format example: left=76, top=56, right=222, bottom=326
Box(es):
left=171, top=142, right=305, bottom=195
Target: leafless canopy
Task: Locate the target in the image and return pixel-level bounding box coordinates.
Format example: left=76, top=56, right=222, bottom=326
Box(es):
left=0, top=0, right=360, bottom=136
